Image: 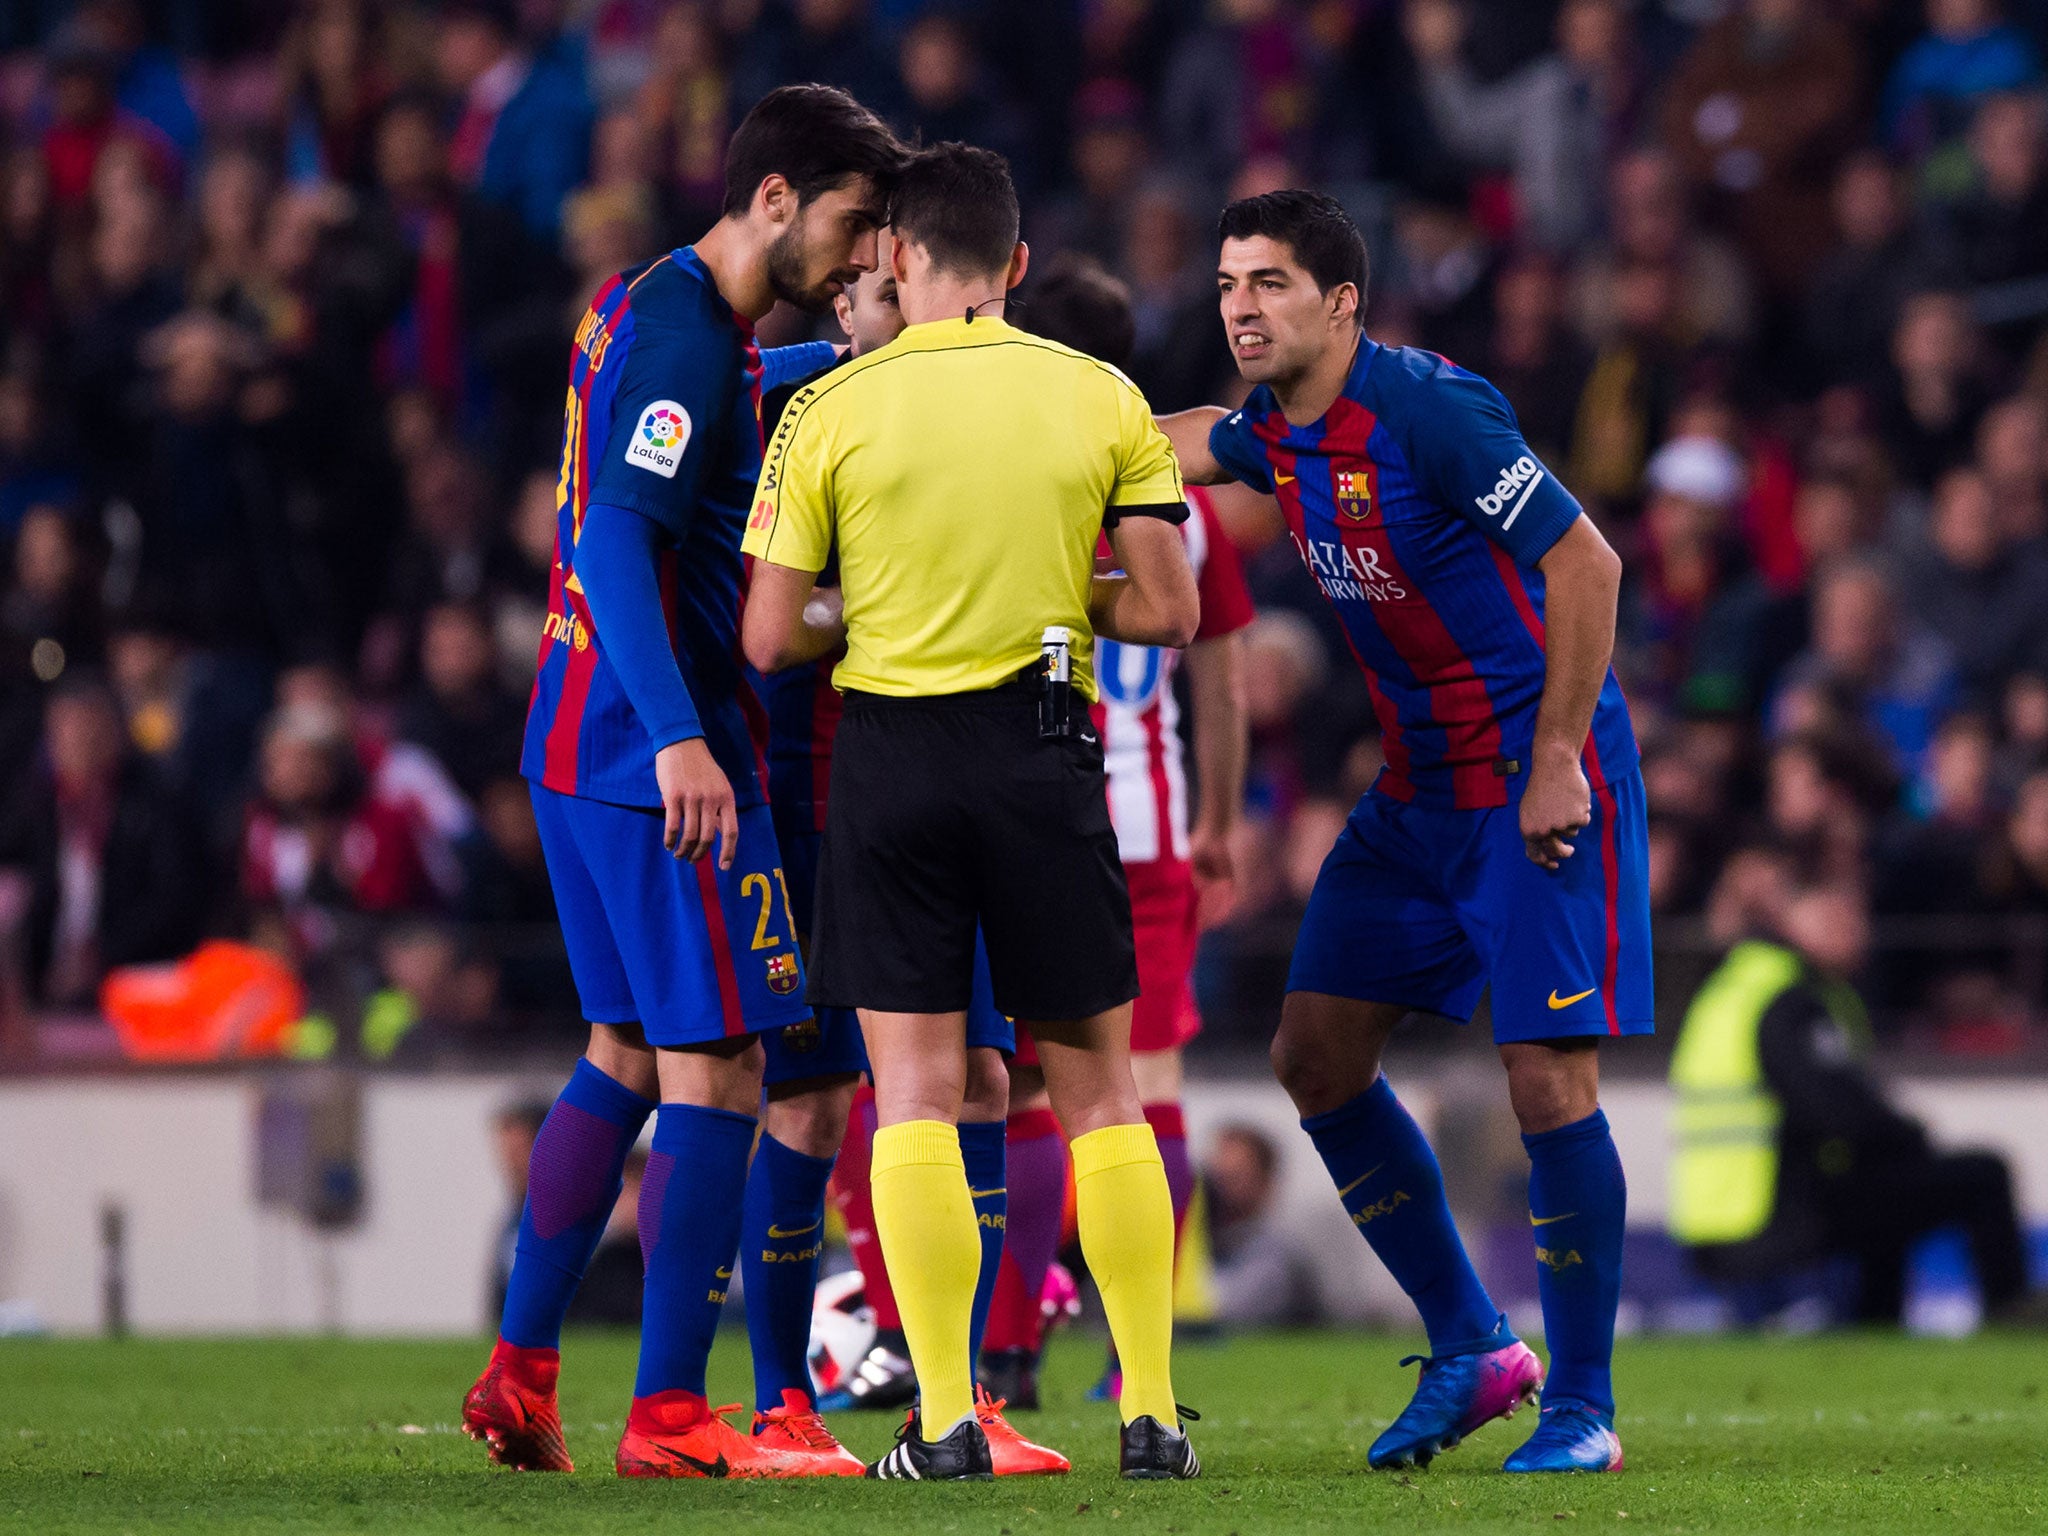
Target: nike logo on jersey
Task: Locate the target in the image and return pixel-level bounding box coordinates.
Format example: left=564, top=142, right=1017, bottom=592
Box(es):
left=714, top=1266, right=733, bottom=1279
left=1530, top=1211, right=1577, bottom=1227
left=1275, top=472, right=1296, bottom=484
left=1335, top=1164, right=1384, bottom=1198
left=766, top=1221, right=821, bottom=1240
left=968, top=1187, right=1007, bottom=1200
left=1548, top=987, right=1596, bottom=1010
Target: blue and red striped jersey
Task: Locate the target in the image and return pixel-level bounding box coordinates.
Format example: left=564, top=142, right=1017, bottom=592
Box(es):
left=765, top=652, right=842, bottom=836
left=754, top=351, right=850, bottom=837
left=519, top=245, right=831, bottom=809
left=1209, top=340, right=1637, bottom=810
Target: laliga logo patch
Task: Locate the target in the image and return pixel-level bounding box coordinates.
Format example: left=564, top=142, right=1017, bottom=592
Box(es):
left=626, top=400, right=690, bottom=478
left=765, top=952, right=801, bottom=996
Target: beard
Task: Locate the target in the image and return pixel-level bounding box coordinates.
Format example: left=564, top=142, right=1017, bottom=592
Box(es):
left=765, top=223, right=860, bottom=316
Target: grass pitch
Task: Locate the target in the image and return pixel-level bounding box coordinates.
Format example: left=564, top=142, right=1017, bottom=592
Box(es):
left=3, top=1329, right=2045, bottom=1534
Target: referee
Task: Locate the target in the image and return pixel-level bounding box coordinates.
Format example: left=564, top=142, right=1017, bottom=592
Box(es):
left=741, top=144, right=1202, bottom=1483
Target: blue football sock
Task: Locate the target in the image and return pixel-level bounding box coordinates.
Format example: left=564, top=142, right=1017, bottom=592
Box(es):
left=1523, top=1109, right=1626, bottom=1416
left=740, top=1132, right=835, bottom=1413
left=500, top=1058, right=654, bottom=1350
left=634, top=1103, right=756, bottom=1399
left=1302, top=1075, right=1508, bottom=1357
left=960, top=1118, right=1008, bottom=1369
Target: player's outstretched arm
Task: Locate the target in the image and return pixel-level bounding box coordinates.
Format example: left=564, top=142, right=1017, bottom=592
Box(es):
left=1093, top=515, right=1200, bottom=649
left=1522, top=514, right=1623, bottom=871
left=741, top=561, right=839, bottom=673
left=1156, top=407, right=1233, bottom=485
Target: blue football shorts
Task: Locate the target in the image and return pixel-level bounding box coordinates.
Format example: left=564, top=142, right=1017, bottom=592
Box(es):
left=1287, top=768, right=1654, bottom=1043
left=531, top=783, right=812, bottom=1048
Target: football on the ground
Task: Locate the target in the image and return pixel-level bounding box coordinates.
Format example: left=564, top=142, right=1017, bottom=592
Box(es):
left=806, top=1268, right=878, bottom=1397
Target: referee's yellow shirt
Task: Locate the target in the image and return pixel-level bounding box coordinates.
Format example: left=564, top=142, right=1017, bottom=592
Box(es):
left=741, top=315, right=1184, bottom=700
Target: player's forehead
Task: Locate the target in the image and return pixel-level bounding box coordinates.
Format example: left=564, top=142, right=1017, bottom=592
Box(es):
left=1217, top=234, right=1309, bottom=284
left=847, top=264, right=895, bottom=307
left=805, top=175, right=887, bottom=227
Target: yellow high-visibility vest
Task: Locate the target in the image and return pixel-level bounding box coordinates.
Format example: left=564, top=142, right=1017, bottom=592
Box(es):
left=1667, top=941, right=1803, bottom=1246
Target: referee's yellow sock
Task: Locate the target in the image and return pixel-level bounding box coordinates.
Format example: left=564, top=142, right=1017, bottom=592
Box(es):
left=1072, top=1122, right=1178, bottom=1425
left=870, top=1119, right=980, bottom=1436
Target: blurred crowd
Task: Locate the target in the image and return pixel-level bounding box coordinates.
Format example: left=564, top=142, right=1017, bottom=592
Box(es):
left=3, top=0, right=2048, bottom=1059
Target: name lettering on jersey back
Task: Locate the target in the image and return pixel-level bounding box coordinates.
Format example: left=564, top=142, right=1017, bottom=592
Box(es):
left=1292, top=532, right=1408, bottom=603
left=1475, top=455, right=1543, bottom=530
left=573, top=307, right=614, bottom=371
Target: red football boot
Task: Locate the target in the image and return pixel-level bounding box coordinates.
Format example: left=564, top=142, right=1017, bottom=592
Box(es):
left=615, top=1391, right=813, bottom=1479
left=462, top=1339, right=573, bottom=1472
left=750, top=1389, right=865, bottom=1475
left=976, top=1385, right=1071, bottom=1476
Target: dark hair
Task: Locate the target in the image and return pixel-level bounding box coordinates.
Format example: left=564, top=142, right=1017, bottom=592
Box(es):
left=1217, top=189, right=1369, bottom=322
left=1020, top=254, right=1136, bottom=368
left=888, top=142, right=1019, bottom=278
left=721, top=84, right=904, bottom=218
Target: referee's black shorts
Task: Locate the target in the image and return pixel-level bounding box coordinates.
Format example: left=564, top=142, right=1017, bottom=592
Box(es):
left=807, top=680, right=1138, bottom=1022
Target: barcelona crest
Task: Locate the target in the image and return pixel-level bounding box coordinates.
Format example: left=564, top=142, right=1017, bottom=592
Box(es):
left=765, top=953, right=801, bottom=995
left=778, top=1016, right=820, bottom=1053
left=1335, top=467, right=1372, bottom=523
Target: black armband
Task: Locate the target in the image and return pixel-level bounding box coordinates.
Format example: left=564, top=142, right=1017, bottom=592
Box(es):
left=1103, top=501, right=1191, bottom=528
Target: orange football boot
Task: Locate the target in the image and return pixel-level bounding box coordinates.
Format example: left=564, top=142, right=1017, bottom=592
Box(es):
left=615, top=1391, right=813, bottom=1479
left=976, top=1385, right=1071, bottom=1475
left=462, top=1339, right=573, bottom=1472
left=750, top=1389, right=865, bottom=1475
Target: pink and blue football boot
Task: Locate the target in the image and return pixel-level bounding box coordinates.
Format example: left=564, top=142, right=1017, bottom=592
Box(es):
left=1367, top=1339, right=1545, bottom=1469
left=1502, top=1400, right=1625, bottom=1473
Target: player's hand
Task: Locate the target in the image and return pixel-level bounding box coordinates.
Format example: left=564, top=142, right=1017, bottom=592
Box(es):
left=1520, top=748, right=1590, bottom=871
left=1189, top=817, right=1237, bottom=887
left=1189, top=819, right=1239, bottom=925
left=655, top=737, right=738, bottom=868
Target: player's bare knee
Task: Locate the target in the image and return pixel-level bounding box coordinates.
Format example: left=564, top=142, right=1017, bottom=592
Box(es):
left=1501, top=1041, right=1599, bottom=1134
left=585, top=1022, right=658, bottom=1099
left=657, top=1034, right=766, bottom=1114
left=961, top=1047, right=1011, bottom=1123
left=1270, top=1028, right=1354, bottom=1116
left=1272, top=1001, right=1377, bottom=1116
left=763, top=1072, right=858, bottom=1158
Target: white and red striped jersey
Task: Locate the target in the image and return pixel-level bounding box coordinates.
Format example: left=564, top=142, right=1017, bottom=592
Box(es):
left=1092, top=486, right=1256, bottom=866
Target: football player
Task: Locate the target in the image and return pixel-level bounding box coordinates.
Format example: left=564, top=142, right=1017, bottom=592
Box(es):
left=1161, top=190, right=1647, bottom=1474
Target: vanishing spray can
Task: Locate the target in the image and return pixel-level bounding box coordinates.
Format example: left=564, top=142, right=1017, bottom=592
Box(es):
left=1038, top=625, right=1073, bottom=739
